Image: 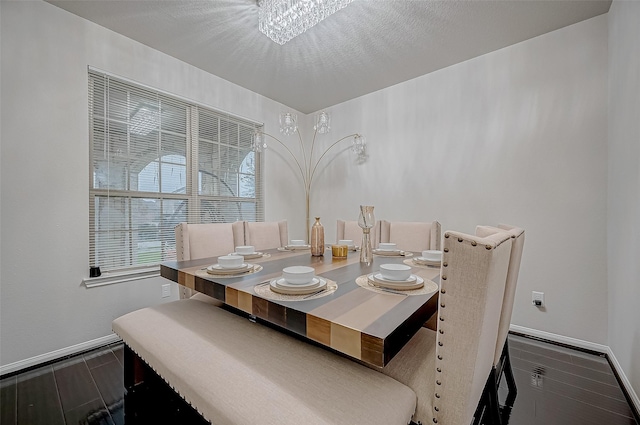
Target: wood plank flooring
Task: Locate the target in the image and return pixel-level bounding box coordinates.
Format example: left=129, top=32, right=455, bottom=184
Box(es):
left=1, top=334, right=638, bottom=425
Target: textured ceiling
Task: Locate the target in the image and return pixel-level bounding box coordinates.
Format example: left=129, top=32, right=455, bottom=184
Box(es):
left=46, top=0, right=611, bottom=114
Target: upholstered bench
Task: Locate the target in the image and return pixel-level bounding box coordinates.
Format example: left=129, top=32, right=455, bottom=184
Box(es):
left=113, top=297, right=417, bottom=425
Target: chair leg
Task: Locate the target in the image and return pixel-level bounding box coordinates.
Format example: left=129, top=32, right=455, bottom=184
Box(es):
left=487, top=367, right=502, bottom=425
left=474, top=368, right=502, bottom=425
left=501, top=340, right=518, bottom=407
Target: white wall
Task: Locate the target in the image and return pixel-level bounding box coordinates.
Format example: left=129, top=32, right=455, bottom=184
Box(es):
left=0, top=1, right=300, bottom=366
left=607, top=0, right=640, bottom=398
left=306, top=16, right=609, bottom=344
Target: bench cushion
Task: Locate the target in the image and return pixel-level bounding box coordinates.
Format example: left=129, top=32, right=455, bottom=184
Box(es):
left=113, top=299, right=416, bottom=425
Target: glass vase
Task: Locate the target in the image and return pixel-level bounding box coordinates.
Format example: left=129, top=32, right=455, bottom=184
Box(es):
left=358, top=205, right=375, bottom=264
left=310, top=217, right=325, bottom=257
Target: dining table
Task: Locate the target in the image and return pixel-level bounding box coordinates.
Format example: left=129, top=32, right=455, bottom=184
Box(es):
left=160, top=247, right=440, bottom=368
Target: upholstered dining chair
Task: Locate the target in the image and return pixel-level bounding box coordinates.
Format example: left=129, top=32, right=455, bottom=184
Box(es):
left=174, top=221, right=245, bottom=300
left=336, top=219, right=381, bottom=248
left=475, top=224, right=525, bottom=421
left=382, top=229, right=512, bottom=425
left=379, top=220, right=442, bottom=252
left=243, top=220, right=288, bottom=251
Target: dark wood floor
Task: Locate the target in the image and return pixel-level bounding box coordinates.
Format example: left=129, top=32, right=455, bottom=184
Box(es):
left=1, top=334, right=638, bottom=425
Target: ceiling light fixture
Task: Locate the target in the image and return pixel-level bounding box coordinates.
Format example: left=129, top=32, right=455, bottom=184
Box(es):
left=258, top=0, right=354, bottom=45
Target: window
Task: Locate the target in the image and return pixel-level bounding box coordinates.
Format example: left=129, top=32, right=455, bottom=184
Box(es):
left=89, top=69, right=263, bottom=273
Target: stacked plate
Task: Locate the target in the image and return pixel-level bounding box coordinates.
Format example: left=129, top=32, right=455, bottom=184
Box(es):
left=413, top=250, right=443, bottom=266
left=206, top=263, right=254, bottom=276
left=270, top=266, right=326, bottom=295
left=230, top=251, right=263, bottom=260
left=368, top=273, right=424, bottom=291
left=283, top=244, right=311, bottom=251
left=368, top=264, right=423, bottom=290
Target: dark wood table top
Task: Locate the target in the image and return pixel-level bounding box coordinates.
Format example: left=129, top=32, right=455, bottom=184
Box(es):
left=160, top=248, right=440, bottom=368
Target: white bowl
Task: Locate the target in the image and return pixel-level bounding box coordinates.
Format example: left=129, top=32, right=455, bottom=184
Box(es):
left=379, top=263, right=412, bottom=281
left=378, top=243, right=398, bottom=251
left=217, top=255, right=244, bottom=269
left=282, top=266, right=315, bottom=284
left=235, top=245, right=255, bottom=255
left=290, top=239, right=306, bottom=246
left=421, top=250, right=443, bottom=262
left=338, top=239, right=354, bottom=248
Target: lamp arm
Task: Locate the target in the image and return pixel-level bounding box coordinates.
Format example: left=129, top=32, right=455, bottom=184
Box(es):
left=307, top=127, right=319, bottom=184
left=296, top=127, right=310, bottom=185
left=308, top=133, right=359, bottom=190
left=259, top=131, right=308, bottom=187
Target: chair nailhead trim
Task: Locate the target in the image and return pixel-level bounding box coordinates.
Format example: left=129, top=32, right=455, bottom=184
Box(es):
left=471, top=240, right=477, bottom=246
left=486, top=245, right=492, bottom=250
left=440, top=288, right=446, bottom=294
left=442, top=262, right=447, bottom=267
left=438, top=341, right=443, bottom=346
left=441, top=275, right=447, bottom=280
left=435, top=393, right=440, bottom=398
left=434, top=406, right=439, bottom=412
left=438, top=355, right=443, bottom=360
left=458, top=237, right=463, bottom=242
left=443, top=248, right=449, bottom=252
left=436, top=380, right=441, bottom=385
left=444, top=233, right=449, bottom=238
left=433, top=418, right=438, bottom=423
left=440, top=303, right=445, bottom=308
left=439, top=329, right=444, bottom=334
left=439, top=316, right=444, bottom=321
left=437, top=367, right=441, bottom=372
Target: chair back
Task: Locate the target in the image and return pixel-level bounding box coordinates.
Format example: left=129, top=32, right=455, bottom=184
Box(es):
left=336, top=219, right=380, bottom=248
left=175, top=222, right=245, bottom=261
left=476, top=224, right=525, bottom=366
left=434, top=230, right=511, bottom=425
left=379, top=220, right=441, bottom=252
left=243, top=220, right=288, bottom=251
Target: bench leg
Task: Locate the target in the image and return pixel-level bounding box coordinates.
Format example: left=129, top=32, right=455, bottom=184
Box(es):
left=123, top=344, right=210, bottom=425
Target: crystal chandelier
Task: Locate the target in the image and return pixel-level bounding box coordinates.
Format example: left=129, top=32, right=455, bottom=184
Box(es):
left=252, top=111, right=367, bottom=238
left=258, top=0, right=354, bottom=45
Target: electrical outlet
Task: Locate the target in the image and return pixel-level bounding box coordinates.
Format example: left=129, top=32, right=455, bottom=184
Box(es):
left=162, top=284, right=171, bottom=298
left=532, top=291, right=544, bottom=307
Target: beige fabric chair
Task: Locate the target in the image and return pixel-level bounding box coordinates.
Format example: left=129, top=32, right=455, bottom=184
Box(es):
left=382, top=229, right=512, bottom=425
left=336, top=219, right=381, bottom=248
left=243, top=220, right=288, bottom=251
left=174, top=221, right=245, bottom=300
left=476, top=224, right=525, bottom=414
left=379, top=220, right=442, bottom=252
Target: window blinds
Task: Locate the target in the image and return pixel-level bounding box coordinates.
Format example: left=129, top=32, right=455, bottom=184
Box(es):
left=89, top=69, right=263, bottom=272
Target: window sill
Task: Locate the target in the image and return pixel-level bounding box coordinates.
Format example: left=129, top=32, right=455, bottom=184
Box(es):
left=83, top=266, right=160, bottom=288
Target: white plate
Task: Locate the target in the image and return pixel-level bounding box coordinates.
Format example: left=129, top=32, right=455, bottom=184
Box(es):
left=373, top=249, right=403, bottom=255
left=276, top=277, right=321, bottom=288
left=414, top=257, right=441, bottom=265
left=230, top=252, right=262, bottom=259
left=368, top=274, right=425, bottom=290
left=285, top=245, right=311, bottom=250
left=208, top=263, right=249, bottom=272
left=372, top=273, right=418, bottom=284
left=271, top=277, right=325, bottom=292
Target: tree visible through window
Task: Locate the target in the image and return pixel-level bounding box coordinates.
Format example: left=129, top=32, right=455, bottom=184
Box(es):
left=89, top=70, right=263, bottom=273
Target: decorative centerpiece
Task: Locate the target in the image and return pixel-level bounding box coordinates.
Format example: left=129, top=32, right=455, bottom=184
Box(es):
left=358, top=205, right=375, bottom=265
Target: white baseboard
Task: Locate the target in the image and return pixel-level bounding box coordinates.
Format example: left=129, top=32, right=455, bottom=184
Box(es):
left=0, top=333, right=121, bottom=376
left=509, top=324, right=608, bottom=353
left=510, top=324, right=639, bottom=416
left=606, top=346, right=640, bottom=416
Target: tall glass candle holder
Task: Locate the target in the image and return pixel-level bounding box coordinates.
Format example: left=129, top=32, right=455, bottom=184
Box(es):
left=358, top=205, right=375, bottom=265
